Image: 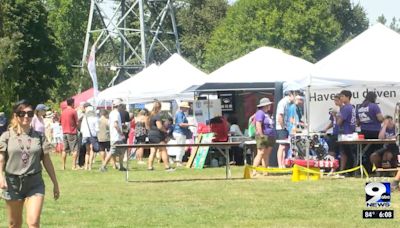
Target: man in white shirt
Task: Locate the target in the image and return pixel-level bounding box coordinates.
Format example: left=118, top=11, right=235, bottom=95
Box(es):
left=275, top=91, right=295, bottom=168
left=100, top=99, right=127, bottom=172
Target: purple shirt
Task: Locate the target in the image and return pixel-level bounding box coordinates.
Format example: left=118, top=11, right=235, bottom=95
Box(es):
left=339, top=104, right=356, bottom=134
left=329, top=114, right=339, bottom=135
left=385, top=127, right=395, bottom=138
left=384, top=126, right=397, bottom=150
left=255, top=110, right=276, bottom=137
left=356, top=103, right=381, bottom=132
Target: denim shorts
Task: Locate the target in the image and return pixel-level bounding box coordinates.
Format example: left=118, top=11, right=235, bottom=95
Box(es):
left=1, top=172, right=45, bottom=201
left=99, top=141, right=110, bottom=152
left=276, top=129, right=289, bottom=140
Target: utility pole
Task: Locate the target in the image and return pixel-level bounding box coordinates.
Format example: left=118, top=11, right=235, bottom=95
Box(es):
left=81, top=0, right=181, bottom=86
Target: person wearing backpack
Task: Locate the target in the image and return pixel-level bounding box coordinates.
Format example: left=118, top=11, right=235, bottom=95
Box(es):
left=252, top=98, right=276, bottom=176
left=247, top=114, right=256, bottom=138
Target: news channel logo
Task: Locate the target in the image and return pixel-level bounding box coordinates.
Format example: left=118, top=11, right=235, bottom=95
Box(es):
left=365, top=182, right=391, bottom=207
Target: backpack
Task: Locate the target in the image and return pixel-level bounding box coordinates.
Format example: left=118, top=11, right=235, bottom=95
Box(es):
left=247, top=115, right=256, bottom=138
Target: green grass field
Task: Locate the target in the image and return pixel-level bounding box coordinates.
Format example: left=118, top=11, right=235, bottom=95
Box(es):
left=1, top=154, right=400, bottom=227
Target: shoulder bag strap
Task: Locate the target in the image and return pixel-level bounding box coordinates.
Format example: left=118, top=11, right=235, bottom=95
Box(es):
left=85, top=116, right=93, bottom=138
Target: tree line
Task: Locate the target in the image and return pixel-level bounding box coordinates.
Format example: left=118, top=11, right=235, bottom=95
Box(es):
left=0, top=0, right=398, bottom=115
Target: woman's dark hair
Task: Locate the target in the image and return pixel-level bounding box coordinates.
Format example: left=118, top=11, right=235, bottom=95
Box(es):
left=13, top=99, right=31, bottom=113
left=209, top=116, right=223, bottom=124
left=361, top=92, right=377, bottom=107
left=339, top=90, right=352, bottom=99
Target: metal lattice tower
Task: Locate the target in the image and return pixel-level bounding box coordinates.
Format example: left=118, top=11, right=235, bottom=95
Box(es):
left=81, top=0, right=181, bottom=85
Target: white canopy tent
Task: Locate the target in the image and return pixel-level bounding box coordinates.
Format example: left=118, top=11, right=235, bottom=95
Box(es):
left=300, top=24, right=400, bottom=131
left=97, top=54, right=207, bottom=104
left=312, top=23, right=400, bottom=82
left=97, top=64, right=159, bottom=102
left=206, top=46, right=313, bottom=83
left=126, top=54, right=207, bottom=103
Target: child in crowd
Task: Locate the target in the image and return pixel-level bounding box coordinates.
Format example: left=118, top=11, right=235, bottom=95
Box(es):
left=52, top=113, right=64, bottom=153
left=164, top=116, right=175, bottom=141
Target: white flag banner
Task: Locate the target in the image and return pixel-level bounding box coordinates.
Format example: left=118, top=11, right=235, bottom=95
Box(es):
left=87, top=44, right=99, bottom=103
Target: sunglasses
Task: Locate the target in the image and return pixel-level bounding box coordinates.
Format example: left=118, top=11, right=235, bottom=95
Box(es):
left=16, top=111, right=34, bottom=118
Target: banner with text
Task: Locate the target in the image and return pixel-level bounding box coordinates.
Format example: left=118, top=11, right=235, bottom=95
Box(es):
left=308, top=86, right=400, bottom=132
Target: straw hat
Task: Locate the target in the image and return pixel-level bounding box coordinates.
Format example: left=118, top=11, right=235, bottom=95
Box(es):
left=179, top=101, right=190, bottom=109
left=45, top=111, right=54, bottom=118
left=257, top=98, right=273, bottom=107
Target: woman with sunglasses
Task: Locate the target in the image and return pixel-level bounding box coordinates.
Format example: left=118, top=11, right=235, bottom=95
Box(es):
left=0, top=100, right=59, bottom=228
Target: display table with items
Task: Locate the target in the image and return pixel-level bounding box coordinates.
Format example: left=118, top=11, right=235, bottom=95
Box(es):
left=337, top=137, right=396, bottom=178
left=285, top=132, right=340, bottom=170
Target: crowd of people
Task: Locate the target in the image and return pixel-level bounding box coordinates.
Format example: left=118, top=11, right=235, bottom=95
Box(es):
left=1, top=91, right=400, bottom=227
left=46, top=98, right=206, bottom=172
left=2, top=92, right=398, bottom=178
left=255, top=89, right=399, bottom=189
left=321, top=90, right=398, bottom=174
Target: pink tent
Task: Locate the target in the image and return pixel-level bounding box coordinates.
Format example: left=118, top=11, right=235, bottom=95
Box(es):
left=60, top=88, right=94, bottom=110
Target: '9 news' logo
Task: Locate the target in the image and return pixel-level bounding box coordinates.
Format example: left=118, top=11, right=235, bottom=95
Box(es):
left=365, top=182, right=391, bottom=207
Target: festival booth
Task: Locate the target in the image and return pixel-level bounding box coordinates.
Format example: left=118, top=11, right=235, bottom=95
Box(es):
left=288, top=76, right=400, bottom=177
left=194, top=46, right=313, bottom=130
left=304, top=23, right=400, bottom=131
left=193, top=47, right=313, bottom=166
left=287, top=24, right=400, bottom=176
